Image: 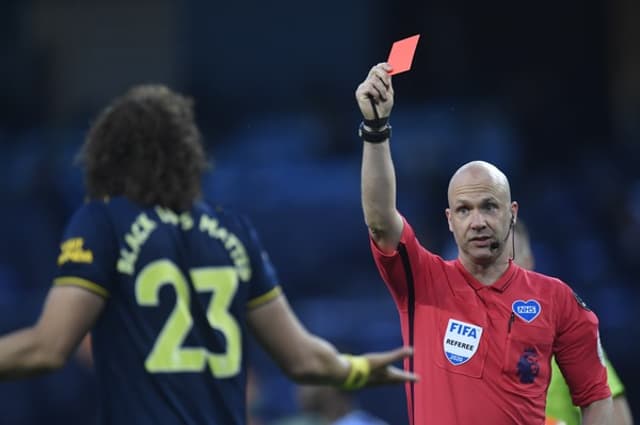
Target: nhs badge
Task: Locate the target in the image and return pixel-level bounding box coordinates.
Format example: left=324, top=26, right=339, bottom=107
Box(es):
left=443, top=319, right=483, bottom=365
left=512, top=299, right=542, bottom=323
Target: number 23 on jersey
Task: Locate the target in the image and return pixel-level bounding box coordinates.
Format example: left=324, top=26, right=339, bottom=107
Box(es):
left=135, top=259, right=241, bottom=378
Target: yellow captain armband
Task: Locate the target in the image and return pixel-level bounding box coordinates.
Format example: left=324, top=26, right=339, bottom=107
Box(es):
left=340, top=354, right=371, bottom=390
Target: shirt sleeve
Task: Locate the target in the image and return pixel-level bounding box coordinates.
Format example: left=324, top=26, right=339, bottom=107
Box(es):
left=238, top=215, right=281, bottom=309
left=54, top=201, right=118, bottom=298
left=370, top=216, right=434, bottom=308
left=553, top=284, right=611, bottom=407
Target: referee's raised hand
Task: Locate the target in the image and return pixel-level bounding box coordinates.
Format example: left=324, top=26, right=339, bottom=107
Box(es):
left=355, top=62, right=394, bottom=121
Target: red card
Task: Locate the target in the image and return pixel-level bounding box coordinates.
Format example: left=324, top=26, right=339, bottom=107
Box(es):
left=387, top=34, right=420, bottom=75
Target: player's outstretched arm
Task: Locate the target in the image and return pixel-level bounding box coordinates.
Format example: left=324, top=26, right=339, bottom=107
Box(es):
left=247, top=295, right=417, bottom=389
left=356, top=63, right=404, bottom=254
left=581, top=397, right=613, bottom=425
left=0, top=286, right=104, bottom=379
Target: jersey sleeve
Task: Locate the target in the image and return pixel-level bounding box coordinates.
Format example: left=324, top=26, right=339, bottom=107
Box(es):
left=553, top=284, right=611, bottom=407
left=370, top=215, right=435, bottom=308
left=603, top=352, right=625, bottom=397
left=54, top=201, right=118, bottom=298
left=238, top=215, right=281, bottom=309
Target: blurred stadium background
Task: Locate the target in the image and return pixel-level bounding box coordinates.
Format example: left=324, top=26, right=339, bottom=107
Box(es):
left=0, top=0, right=638, bottom=423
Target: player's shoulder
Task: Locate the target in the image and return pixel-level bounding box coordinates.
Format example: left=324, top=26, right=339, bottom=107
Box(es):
left=193, top=200, right=255, bottom=233
left=67, top=197, right=112, bottom=222
left=60, top=198, right=119, bottom=243
left=193, top=200, right=239, bottom=221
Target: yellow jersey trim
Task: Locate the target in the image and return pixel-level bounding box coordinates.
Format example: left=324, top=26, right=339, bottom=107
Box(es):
left=54, top=276, right=110, bottom=298
left=247, top=286, right=282, bottom=309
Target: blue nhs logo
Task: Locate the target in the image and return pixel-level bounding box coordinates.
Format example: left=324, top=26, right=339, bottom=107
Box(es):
left=516, top=305, right=537, bottom=314
left=511, top=299, right=542, bottom=323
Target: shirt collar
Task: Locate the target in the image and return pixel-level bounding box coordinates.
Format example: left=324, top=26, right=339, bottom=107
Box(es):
left=454, top=258, right=517, bottom=292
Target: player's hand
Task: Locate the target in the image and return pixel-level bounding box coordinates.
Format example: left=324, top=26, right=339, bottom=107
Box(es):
left=355, top=63, right=394, bottom=121
left=364, top=346, right=418, bottom=386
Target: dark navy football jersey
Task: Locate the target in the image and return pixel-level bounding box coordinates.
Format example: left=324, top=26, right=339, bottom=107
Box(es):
left=54, top=197, right=280, bottom=425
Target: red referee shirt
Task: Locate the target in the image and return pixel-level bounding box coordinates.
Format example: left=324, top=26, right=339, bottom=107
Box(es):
left=371, top=218, right=610, bottom=425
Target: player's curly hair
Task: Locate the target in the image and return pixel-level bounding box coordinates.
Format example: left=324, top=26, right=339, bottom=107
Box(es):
left=78, top=85, right=208, bottom=211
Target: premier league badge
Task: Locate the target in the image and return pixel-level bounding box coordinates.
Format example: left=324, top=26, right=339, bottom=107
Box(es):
left=443, top=318, right=483, bottom=365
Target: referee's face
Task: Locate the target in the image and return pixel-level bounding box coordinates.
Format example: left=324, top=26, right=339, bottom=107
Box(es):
left=446, top=170, right=514, bottom=266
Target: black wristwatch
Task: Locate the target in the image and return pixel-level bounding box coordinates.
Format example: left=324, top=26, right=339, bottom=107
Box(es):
left=358, top=121, right=392, bottom=143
